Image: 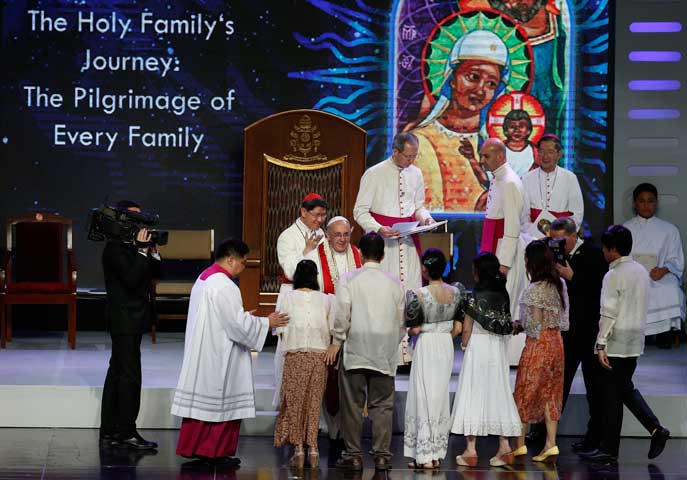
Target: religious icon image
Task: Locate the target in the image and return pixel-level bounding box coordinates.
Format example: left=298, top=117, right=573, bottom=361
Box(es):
left=402, top=9, right=533, bottom=213
left=486, top=92, right=545, bottom=177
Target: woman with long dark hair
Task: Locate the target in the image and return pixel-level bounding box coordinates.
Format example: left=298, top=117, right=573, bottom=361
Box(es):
left=450, top=252, right=521, bottom=467
left=404, top=248, right=464, bottom=469
left=274, top=259, right=333, bottom=469
left=512, top=240, right=569, bottom=462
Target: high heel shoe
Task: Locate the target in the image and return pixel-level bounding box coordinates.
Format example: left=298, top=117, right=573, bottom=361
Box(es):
left=290, top=446, right=305, bottom=469
left=308, top=449, right=320, bottom=469
left=489, top=452, right=515, bottom=467
left=456, top=455, right=478, bottom=467
left=512, top=445, right=528, bottom=457
left=532, top=446, right=559, bottom=462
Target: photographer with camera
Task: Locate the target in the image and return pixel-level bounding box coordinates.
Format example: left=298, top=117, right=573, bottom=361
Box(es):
left=548, top=216, right=607, bottom=455
left=99, top=200, right=160, bottom=450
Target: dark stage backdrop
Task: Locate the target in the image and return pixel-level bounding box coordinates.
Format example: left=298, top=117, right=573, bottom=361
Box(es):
left=0, top=1, right=611, bottom=288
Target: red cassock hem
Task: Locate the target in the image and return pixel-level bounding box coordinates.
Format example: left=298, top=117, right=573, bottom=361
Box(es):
left=176, top=418, right=241, bottom=458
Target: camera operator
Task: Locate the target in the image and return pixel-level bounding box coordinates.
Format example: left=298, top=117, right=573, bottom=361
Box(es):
left=548, top=216, right=608, bottom=455
left=99, top=200, right=160, bottom=450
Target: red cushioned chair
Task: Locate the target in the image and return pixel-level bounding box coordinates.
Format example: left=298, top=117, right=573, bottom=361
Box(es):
left=0, top=213, right=77, bottom=349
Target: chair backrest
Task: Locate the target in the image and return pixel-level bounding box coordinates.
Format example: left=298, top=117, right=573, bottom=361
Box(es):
left=242, top=110, right=367, bottom=313
left=7, top=213, right=72, bottom=284
left=158, top=230, right=214, bottom=260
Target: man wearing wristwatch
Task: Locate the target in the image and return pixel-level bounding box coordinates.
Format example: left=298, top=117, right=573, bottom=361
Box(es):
left=581, top=225, right=670, bottom=463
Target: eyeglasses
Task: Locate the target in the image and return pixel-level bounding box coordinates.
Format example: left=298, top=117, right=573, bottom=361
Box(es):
left=398, top=151, right=417, bottom=161
left=306, top=211, right=328, bottom=220
left=330, top=232, right=351, bottom=239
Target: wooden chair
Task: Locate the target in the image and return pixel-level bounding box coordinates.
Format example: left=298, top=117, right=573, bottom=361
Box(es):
left=0, top=213, right=77, bottom=349
left=151, top=229, right=214, bottom=343
left=241, top=110, right=367, bottom=315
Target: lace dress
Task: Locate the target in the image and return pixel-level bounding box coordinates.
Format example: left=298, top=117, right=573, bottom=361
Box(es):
left=513, top=280, right=569, bottom=423
left=403, top=283, right=464, bottom=464
left=450, top=290, right=522, bottom=437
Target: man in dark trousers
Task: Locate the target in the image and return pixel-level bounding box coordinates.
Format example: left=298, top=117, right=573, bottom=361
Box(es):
left=99, top=200, right=160, bottom=450
left=549, top=217, right=607, bottom=454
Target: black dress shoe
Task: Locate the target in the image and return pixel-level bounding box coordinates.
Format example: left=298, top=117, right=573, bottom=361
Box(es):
left=582, top=451, right=617, bottom=463
left=649, top=427, right=670, bottom=459
left=134, top=433, right=158, bottom=449
left=578, top=448, right=600, bottom=458
left=99, top=433, right=118, bottom=447
left=572, top=440, right=598, bottom=453
left=213, top=457, right=241, bottom=467
left=117, top=435, right=157, bottom=450
left=181, top=459, right=214, bottom=470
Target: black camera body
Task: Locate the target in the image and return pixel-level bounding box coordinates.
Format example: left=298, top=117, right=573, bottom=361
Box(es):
left=547, top=237, right=566, bottom=265
left=87, top=206, right=169, bottom=246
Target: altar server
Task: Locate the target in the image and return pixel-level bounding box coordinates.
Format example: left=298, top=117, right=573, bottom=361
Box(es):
left=171, top=238, right=289, bottom=467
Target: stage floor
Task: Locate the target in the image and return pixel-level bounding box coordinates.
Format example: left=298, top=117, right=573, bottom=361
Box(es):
left=0, top=428, right=685, bottom=479
left=0, top=331, right=686, bottom=435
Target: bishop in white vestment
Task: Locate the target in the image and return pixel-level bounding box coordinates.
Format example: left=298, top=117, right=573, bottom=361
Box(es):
left=624, top=183, right=685, bottom=337
left=273, top=193, right=327, bottom=406
left=353, top=133, right=434, bottom=290
left=522, top=135, right=584, bottom=229
left=479, top=138, right=532, bottom=365
left=172, top=238, right=288, bottom=461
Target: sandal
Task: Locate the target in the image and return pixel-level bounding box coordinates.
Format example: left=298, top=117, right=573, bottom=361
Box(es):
left=407, top=461, right=435, bottom=470
left=308, top=448, right=320, bottom=469
left=456, top=455, right=478, bottom=467
left=290, top=446, right=305, bottom=469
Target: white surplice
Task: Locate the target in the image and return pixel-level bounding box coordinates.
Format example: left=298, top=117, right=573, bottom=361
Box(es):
left=624, top=215, right=685, bottom=335
left=484, top=163, right=532, bottom=365
left=522, top=166, right=584, bottom=228
left=353, top=159, right=432, bottom=290
left=171, top=266, right=269, bottom=422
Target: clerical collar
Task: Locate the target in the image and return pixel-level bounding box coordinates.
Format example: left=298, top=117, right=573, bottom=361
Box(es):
left=296, top=217, right=315, bottom=235
left=636, top=215, right=655, bottom=225
left=540, top=166, right=558, bottom=175
left=493, top=163, right=508, bottom=179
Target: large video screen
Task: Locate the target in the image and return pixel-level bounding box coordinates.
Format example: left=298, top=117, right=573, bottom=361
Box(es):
left=0, top=1, right=610, bottom=287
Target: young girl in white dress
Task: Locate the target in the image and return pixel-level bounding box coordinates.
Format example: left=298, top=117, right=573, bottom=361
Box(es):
left=450, top=252, right=522, bottom=467
left=404, top=248, right=464, bottom=469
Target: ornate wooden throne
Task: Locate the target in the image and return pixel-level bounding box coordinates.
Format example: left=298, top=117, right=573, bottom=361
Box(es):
left=241, top=110, right=366, bottom=315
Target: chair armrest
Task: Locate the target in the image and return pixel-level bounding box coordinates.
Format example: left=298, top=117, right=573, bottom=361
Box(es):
left=67, top=250, right=77, bottom=291
left=1, top=251, right=10, bottom=289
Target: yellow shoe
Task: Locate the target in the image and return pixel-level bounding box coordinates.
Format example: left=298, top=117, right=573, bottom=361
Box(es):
left=532, top=446, right=559, bottom=462
left=512, top=445, right=528, bottom=457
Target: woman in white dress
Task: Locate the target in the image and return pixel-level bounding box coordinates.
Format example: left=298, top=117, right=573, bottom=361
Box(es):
left=404, top=248, right=464, bottom=469
left=450, top=252, right=522, bottom=467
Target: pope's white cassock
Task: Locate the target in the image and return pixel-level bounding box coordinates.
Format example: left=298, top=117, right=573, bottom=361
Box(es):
left=624, top=215, right=685, bottom=335
left=481, top=163, right=532, bottom=365
left=272, top=217, right=324, bottom=407
left=171, top=264, right=269, bottom=422
left=522, top=165, right=584, bottom=228
left=353, top=159, right=432, bottom=290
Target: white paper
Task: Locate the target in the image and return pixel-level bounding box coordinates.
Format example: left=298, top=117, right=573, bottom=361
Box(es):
left=633, top=253, right=658, bottom=272
left=395, top=220, right=448, bottom=238
left=391, top=221, right=419, bottom=235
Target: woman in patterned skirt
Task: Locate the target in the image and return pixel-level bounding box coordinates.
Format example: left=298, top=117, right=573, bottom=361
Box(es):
left=513, top=240, right=569, bottom=462
left=404, top=248, right=464, bottom=469
left=274, top=259, right=333, bottom=469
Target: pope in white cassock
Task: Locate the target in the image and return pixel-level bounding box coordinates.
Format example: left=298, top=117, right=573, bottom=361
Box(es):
left=624, top=183, right=685, bottom=343
left=171, top=238, right=289, bottom=465
left=304, top=215, right=361, bottom=456
left=273, top=193, right=328, bottom=406
left=479, top=138, right=532, bottom=365
left=353, top=132, right=434, bottom=290
left=522, top=134, right=584, bottom=232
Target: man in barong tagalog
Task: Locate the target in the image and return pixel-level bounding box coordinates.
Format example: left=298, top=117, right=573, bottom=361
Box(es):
left=410, top=30, right=511, bottom=212
left=171, top=238, right=289, bottom=469
left=304, top=215, right=362, bottom=461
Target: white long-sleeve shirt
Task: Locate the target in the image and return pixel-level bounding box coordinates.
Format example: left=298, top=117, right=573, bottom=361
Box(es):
left=522, top=166, right=584, bottom=228
left=276, top=290, right=333, bottom=352
left=596, top=256, right=649, bottom=357
left=332, top=262, right=406, bottom=375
